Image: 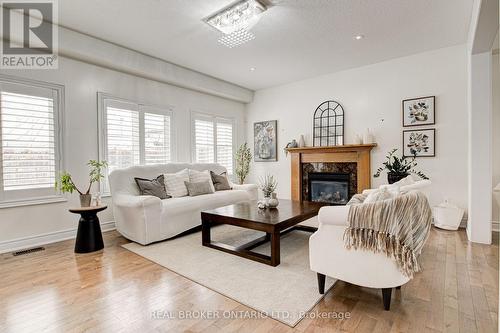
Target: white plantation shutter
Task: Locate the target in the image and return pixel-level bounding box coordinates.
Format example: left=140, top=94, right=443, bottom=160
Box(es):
left=194, top=119, right=214, bottom=163
left=144, top=112, right=171, bottom=164
left=216, top=121, right=233, bottom=174
left=1, top=91, right=55, bottom=190
left=0, top=78, right=63, bottom=205
left=99, top=95, right=174, bottom=193
left=192, top=114, right=234, bottom=173
left=105, top=107, right=140, bottom=173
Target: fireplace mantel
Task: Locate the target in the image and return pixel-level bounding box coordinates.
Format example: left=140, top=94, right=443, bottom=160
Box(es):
left=285, top=144, right=377, bottom=201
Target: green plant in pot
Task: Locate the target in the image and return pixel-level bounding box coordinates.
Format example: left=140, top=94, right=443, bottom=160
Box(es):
left=55, top=160, right=108, bottom=207
left=235, top=142, right=252, bottom=185
left=374, top=149, right=428, bottom=184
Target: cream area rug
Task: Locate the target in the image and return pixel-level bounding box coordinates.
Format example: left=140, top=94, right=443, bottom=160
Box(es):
left=122, top=217, right=336, bottom=327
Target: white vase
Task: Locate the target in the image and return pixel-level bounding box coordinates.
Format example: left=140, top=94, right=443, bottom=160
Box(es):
left=363, top=128, right=374, bottom=144
left=354, top=134, right=363, bottom=144
left=298, top=135, right=306, bottom=147
left=268, top=192, right=279, bottom=208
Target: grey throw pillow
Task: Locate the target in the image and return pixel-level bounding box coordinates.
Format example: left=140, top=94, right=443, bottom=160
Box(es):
left=184, top=180, right=214, bottom=196
left=134, top=175, right=169, bottom=199
left=210, top=171, right=231, bottom=191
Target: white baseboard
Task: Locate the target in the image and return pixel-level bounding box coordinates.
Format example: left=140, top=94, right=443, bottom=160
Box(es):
left=0, top=221, right=116, bottom=254
left=454, top=218, right=498, bottom=232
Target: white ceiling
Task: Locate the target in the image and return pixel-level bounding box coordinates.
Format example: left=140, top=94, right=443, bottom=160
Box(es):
left=58, top=0, right=474, bottom=90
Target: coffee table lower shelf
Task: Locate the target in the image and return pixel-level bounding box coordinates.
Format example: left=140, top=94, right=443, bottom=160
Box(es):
left=202, top=220, right=317, bottom=266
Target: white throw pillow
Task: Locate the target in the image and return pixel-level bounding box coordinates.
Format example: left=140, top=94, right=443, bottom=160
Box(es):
left=378, top=183, right=401, bottom=197
left=188, top=169, right=215, bottom=193
left=163, top=169, right=189, bottom=197
left=392, top=175, right=415, bottom=187
left=364, top=186, right=399, bottom=204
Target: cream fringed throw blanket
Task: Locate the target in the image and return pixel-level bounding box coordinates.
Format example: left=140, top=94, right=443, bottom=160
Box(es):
left=344, top=190, right=432, bottom=278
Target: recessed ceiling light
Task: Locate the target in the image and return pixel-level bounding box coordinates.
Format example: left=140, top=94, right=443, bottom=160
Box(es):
left=354, top=34, right=365, bottom=40
left=250, top=67, right=256, bottom=71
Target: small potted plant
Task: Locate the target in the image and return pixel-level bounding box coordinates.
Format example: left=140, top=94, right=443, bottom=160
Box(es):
left=374, top=148, right=428, bottom=184
left=55, top=160, right=108, bottom=207
left=258, top=174, right=278, bottom=208
left=235, top=142, right=252, bottom=185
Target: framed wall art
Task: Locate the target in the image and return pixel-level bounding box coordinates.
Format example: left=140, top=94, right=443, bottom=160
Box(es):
left=254, top=120, right=277, bottom=162
left=403, top=128, right=435, bottom=157
left=402, top=96, right=435, bottom=127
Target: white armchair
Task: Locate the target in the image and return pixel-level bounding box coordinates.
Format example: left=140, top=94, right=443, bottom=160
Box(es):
left=310, top=180, right=432, bottom=310
left=309, top=205, right=410, bottom=310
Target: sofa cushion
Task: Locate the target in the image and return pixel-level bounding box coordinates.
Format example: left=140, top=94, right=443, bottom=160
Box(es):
left=189, top=169, right=215, bottom=193
left=161, top=189, right=250, bottom=217
left=164, top=169, right=189, bottom=197
left=134, top=175, right=169, bottom=199
left=210, top=171, right=231, bottom=191
left=185, top=180, right=214, bottom=196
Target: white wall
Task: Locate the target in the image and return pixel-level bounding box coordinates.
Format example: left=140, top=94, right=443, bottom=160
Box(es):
left=467, top=51, right=493, bottom=244
left=245, top=45, right=468, bottom=211
left=0, top=56, right=246, bottom=247
left=493, top=50, right=500, bottom=224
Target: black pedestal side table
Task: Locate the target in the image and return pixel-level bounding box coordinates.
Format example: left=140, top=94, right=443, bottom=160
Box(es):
left=69, top=205, right=107, bottom=253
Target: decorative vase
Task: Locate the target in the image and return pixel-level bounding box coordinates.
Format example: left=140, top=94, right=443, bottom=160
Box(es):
left=79, top=194, right=92, bottom=207
left=363, top=128, right=374, bottom=144
left=268, top=192, right=279, bottom=208
left=298, top=135, right=306, bottom=147
left=354, top=134, right=363, bottom=144
left=387, top=172, right=409, bottom=184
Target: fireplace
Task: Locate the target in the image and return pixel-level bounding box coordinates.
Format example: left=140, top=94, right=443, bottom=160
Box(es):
left=285, top=144, right=376, bottom=201
left=307, top=172, right=350, bottom=205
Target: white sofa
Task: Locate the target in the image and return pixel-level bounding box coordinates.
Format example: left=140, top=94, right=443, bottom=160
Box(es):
left=108, top=163, right=258, bottom=245
left=309, top=179, right=432, bottom=310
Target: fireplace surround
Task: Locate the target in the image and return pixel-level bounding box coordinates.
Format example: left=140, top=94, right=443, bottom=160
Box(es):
left=285, top=144, right=377, bottom=202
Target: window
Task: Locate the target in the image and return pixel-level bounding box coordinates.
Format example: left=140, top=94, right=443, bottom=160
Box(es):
left=145, top=112, right=171, bottom=164
left=0, top=76, right=64, bottom=206
left=98, top=94, right=173, bottom=191
left=105, top=105, right=140, bottom=172
left=192, top=113, right=234, bottom=174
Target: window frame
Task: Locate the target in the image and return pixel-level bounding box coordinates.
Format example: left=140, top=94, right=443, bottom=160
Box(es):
left=0, top=74, right=65, bottom=208
left=190, top=111, right=236, bottom=174
left=97, top=93, right=175, bottom=195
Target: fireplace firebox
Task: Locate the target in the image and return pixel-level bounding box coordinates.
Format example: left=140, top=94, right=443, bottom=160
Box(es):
left=307, top=172, right=350, bottom=205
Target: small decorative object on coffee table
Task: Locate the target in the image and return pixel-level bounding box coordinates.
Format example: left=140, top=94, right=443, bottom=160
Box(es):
left=268, top=192, right=279, bottom=208
left=55, top=160, right=107, bottom=207
left=201, top=200, right=326, bottom=266
left=259, top=174, right=277, bottom=207
left=373, top=148, right=429, bottom=184
left=69, top=205, right=107, bottom=253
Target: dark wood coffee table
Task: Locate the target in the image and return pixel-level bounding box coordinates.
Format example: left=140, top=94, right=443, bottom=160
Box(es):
left=201, top=200, right=326, bottom=266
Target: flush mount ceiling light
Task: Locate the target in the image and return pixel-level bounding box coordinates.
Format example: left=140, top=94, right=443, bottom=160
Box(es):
left=354, top=34, right=365, bottom=40
left=218, top=28, right=256, bottom=48
left=204, top=0, right=268, bottom=48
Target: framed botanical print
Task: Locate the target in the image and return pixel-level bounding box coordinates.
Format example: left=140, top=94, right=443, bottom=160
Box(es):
left=402, top=96, right=435, bottom=127
left=403, top=129, right=435, bottom=157
left=254, top=120, right=277, bottom=162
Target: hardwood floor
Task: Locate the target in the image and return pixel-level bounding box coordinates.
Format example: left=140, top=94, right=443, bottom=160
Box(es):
left=0, top=227, right=497, bottom=333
